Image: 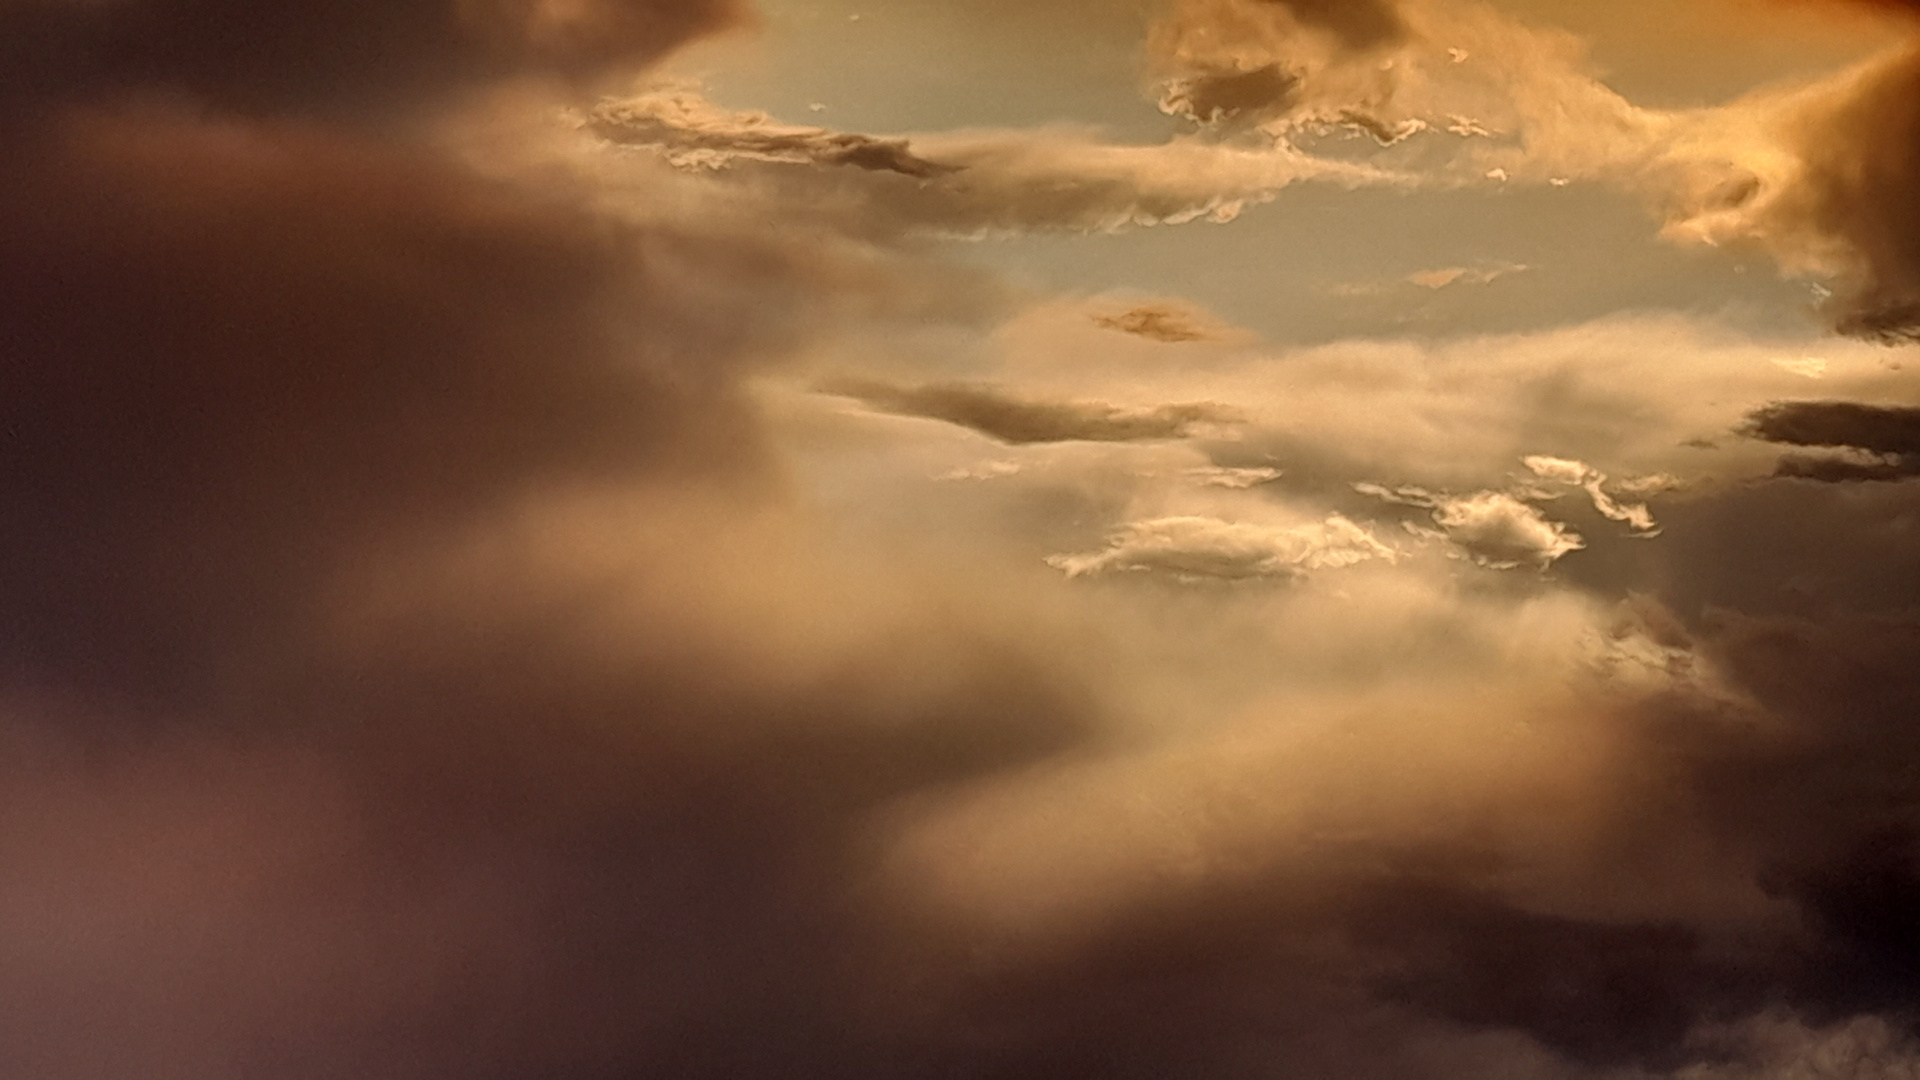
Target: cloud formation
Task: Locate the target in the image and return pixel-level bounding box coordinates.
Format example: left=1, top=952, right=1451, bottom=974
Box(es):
left=588, top=86, right=961, bottom=177
left=1746, top=400, right=1920, bottom=480
left=1047, top=513, right=1395, bottom=580
left=818, top=376, right=1241, bottom=444
left=17, top=2, right=1920, bottom=1078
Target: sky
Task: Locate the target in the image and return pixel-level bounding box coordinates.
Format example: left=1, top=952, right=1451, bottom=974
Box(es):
left=5, top=1, right=1920, bottom=1078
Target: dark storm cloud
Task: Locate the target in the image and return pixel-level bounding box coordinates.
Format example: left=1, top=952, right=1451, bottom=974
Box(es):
left=1747, top=401, right=1920, bottom=455
left=0, top=105, right=818, bottom=700
left=0, top=5, right=1109, bottom=1077
left=0, top=0, right=743, bottom=113
left=819, top=376, right=1242, bottom=444
left=1744, top=401, right=1920, bottom=481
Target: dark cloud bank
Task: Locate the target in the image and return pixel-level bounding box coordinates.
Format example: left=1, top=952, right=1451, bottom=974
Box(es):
left=9, top=3, right=1920, bottom=1079
left=1746, top=400, right=1920, bottom=480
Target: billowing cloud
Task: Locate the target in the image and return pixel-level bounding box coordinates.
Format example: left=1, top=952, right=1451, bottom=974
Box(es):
left=1134, top=0, right=1920, bottom=341
left=1159, top=62, right=1304, bottom=127
left=1524, top=456, right=1661, bottom=534
left=1408, top=262, right=1528, bottom=289
left=0, top=4, right=1108, bottom=1076
left=1747, top=401, right=1920, bottom=456
left=1432, top=491, right=1586, bottom=568
left=588, top=86, right=961, bottom=177
left=18, top=1, right=1920, bottom=1077
left=1047, top=513, right=1395, bottom=580
left=1661, top=46, right=1920, bottom=341
left=587, top=84, right=1401, bottom=234
left=1187, top=465, right=1285, bottom=488
left=818, top=376, right=1241, bottom=444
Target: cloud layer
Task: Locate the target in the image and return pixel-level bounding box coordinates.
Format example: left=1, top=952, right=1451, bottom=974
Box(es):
left=12, top=1, right=1920, bottom=1078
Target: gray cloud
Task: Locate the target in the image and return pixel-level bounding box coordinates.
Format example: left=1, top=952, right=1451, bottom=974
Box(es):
left=818, top=376, right=1241, bottom=444
left=1357, top=484, right=1587, bottom=569
left=1431, top=491, right=1585, bottom=569
left=1746, top=401, right=1920, bottom=481
left=587, top=85, right=1396, bottom=236
left=0, top=104, right=820, bottom=699
left=20, top=2, right=1920, bottom=1078
left=1747, top=401, right=1920, bottom=456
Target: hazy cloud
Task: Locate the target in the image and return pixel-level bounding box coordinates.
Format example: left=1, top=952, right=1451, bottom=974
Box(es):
left=1747, top=401, right=1920, bottom=456
left=1187, top=465, right=1285, bottom=488
left=1047, top=513, right=1395, bottom=580
left=817, top=376, right=1241, bottom=444
left=1524, top=456, right=1661, bottom=535
left=1665, top=47, right=1920, bottom=341
left=18, top=1, right=1920, bottom=1077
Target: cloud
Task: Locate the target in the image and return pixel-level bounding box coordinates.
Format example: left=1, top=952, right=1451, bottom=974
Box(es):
left=0, top=7, right=1114, bottom=1078
left=1147, top=0, right=1414, bottom=131
left=1187, top=465, right=1285, bottom=488
left=1092, top=301, right=1227, bottom=343
left=587, top=85, right=1401, bottom=235
left=1431, top=491, right=1586, bottom=569
left=1524, top=456, right=1661, bottom=535
left=1407, top=262, right=1527, bottom=289
left=587, top=86, right=961, bottom=178
left=0, top=0, right=742, bottom=112
left=0, top=103, right=845, bottom=697
left=22, top=2, right=1920, bottom=1077
left=1660, top=47, right=1920, bottom=341
left=1262, top=0, right=1411, bottom=52
left=1134, top=0, right=1920, bottom=342
left=1159, top=62, right=1304, bottom=127
left=1746, top=400, right=1920, bottom=456
left=1046, top=513, right=1395, bottom=580
left=817, top=376, right=1241, bottom=444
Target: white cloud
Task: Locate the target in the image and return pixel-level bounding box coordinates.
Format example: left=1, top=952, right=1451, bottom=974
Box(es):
left=1431, top=491, right=1584, bottom=569
left=1524, top=455, right=1661, bottom=536
left=1047, top=514, right=1395, bottom=581
left=1185, top=465, right=1283, bottom=489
